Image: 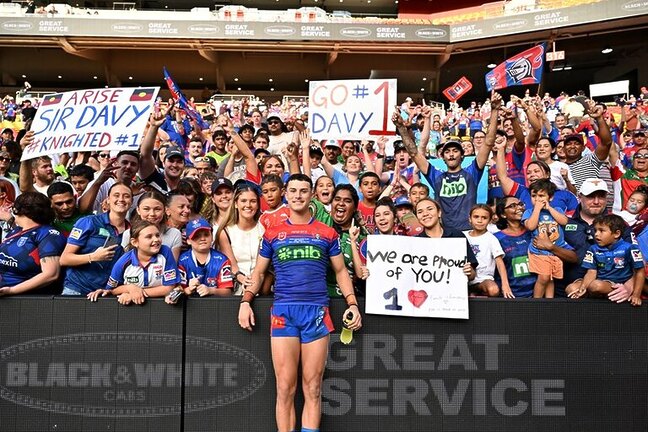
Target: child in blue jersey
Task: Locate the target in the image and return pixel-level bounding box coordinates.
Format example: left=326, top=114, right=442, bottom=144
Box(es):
left=522, top=179, right=570, bottom=298
left=174, top=217, right=233, bottom=300
left=574, top=214, right=645, bottom=306
left=88, top=220, right=180, bottom=304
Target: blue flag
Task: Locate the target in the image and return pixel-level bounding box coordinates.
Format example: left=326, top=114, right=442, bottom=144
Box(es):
left=163, top=67, right=210, bottom=130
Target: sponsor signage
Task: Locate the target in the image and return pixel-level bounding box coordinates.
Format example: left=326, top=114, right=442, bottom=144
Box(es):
left=0, top=298, right=645, bottom=431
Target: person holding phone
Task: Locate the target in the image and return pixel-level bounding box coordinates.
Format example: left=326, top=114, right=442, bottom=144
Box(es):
left=60, top=183, right=132, bottom=295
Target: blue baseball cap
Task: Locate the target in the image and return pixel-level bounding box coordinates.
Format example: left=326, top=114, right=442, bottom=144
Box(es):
left=394, top=196, right=413, bottom=208
left=186, top=217, right=212, bottom=240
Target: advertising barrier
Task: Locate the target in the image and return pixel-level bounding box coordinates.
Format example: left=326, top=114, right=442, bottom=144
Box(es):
left=0, top=297, right=646, bottom=432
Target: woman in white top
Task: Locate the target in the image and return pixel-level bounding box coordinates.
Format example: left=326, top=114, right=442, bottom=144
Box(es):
left=216, top=182, right=265, bottom=295
left=534, top=137, right=577, bottom=194
left=122, top=191, right=182, bottom=261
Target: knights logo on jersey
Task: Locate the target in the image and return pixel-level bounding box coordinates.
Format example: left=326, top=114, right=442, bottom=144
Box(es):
left=17, top=237, right=27, bottom=247
left=278, top=232, right=286, bottom=240
left=613, top=257, right=625, bottom=268
left=206, top=277, right=218, bottom=286
left=221, top=266, right=233, bottom=282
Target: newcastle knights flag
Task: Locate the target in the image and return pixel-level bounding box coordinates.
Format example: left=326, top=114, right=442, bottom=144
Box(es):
left=442, top=76, right=473, bottom=102
left=485, top=44, right=546, bottom=92
left=163, top=67, right=210, bottom=130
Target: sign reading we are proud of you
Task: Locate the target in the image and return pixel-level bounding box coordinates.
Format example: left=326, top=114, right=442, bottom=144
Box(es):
left=22, top=87, right=160, bottom=161
left=366, top=236, right=469, bottom=319
left=308, top=79, right=397, bottom=140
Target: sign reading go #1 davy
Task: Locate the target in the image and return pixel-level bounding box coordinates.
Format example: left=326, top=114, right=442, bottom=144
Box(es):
left=308, top=79, right=397, bottom=140
left=365, top=235, right=470, bottom=319
left=22, top=87, right=160, bottom=161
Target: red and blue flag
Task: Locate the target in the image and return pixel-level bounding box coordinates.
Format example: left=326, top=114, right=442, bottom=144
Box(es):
left=485, top=44, right=546, bottom=92
left=163, top=67, right=210, bottom=130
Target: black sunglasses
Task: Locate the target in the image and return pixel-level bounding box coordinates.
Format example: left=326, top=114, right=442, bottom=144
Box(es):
left=267, top=120, right=281, bottom=125
left=98, top=154, right=110, bottom=158
left=0, top=156, right=9, bottom=163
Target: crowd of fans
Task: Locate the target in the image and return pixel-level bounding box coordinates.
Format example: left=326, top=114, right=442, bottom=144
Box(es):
left=0, top=85, right=647, bottom=306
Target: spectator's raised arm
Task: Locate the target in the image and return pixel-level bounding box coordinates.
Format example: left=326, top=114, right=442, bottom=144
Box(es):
left=140, top=100, right=174, bottom=180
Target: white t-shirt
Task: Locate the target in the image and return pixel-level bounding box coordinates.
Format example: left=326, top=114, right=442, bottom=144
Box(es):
left=463, top=230, right=505, bottom=285
left=547, top=161, right=574, bottom=191
left=225, top=222, right=265, bottom=295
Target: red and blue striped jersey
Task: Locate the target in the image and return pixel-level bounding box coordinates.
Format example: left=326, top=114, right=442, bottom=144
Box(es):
left=260, top=219, right=341, bottom=306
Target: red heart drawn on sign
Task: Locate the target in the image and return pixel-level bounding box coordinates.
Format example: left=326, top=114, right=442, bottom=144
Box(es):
left=408, top=290, right=428, bottom=308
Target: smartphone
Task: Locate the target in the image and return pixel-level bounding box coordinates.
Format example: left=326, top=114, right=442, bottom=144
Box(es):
left=168, top=289, right=184, bottom=303
left=103, top=236, right=119, bottom=249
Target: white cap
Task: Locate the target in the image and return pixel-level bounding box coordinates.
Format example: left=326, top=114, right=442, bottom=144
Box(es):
left=324, top=139, right=340, bottom=148
left=579, top=178, right=608, bottom=196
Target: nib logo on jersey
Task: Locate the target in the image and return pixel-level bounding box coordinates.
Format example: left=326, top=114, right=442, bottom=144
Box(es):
left=0, top=333, right=266, bottom=417
left=276, top=245, right=323, bottom=261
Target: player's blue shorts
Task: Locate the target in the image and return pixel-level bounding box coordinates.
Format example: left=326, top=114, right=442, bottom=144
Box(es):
left=270, top=304, right=334, bottom=343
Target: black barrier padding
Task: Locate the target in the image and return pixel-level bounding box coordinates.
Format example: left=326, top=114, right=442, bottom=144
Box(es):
left=1, top=298, right=647, bottom=432
left=183, top=298, right=276, bottom=432
left=0, top=297, right=184, bottom=432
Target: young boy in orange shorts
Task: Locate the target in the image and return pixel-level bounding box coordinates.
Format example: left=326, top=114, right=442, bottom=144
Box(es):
left=522, top=179, right=571, bottom=298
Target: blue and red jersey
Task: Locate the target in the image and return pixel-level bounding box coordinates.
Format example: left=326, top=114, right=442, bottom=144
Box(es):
left=260, top=218, right=341, bottom=306
left=0, top=225, right=65, bottom=288
left=582, top=239, right=644, bottom=283
left=178, top=248, right=233, bottom=290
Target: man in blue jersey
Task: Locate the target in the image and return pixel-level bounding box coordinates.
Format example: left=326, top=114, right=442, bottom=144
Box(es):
left=392, top=96, right=494, bottom=231
left=238, top=173, right=361, bottom=432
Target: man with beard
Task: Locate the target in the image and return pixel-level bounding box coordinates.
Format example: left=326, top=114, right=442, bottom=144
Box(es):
left=140, top=103, right=186, bottom=193
left=393, top=94, right=494, bottom=231
left=323, top=140, right=343, bottom=171
left=26, top=156, right=55, bottom=195
left=552, top=179, right=634, bottom=301
left=266, top=114, right=294, bottom=157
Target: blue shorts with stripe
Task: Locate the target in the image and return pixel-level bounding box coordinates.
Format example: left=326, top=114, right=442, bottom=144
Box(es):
left=270, top=304, right=334, bottom=343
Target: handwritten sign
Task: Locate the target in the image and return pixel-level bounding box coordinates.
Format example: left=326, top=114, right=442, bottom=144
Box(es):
left=365, top=235, right=469, bottom=319
left=308, top=79, right=397, bottom=140
left=22, top=87, right=159, bottom=161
